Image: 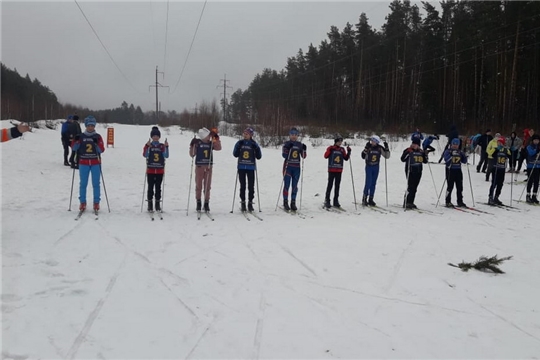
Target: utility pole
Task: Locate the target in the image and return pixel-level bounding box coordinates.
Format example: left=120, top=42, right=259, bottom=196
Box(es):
left=217, top=74, right=232, bottom=122
left=189, top=103, right=198, bottom=130
left=149, top=66, right=169, bottom=123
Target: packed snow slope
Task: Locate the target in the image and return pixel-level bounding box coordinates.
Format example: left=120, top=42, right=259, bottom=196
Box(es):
left=2, top=120, right=539, bottom=359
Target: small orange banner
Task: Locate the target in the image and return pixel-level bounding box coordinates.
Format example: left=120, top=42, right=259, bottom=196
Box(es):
left=107, top=127, right=114, bottom=147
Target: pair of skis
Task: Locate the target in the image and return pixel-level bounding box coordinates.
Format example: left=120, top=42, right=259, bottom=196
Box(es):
left=75, top=209, right=99, bottom=220
left=148, top=210, right=163, bottom=221
left=197, top=210, right=214, bottom=221
left=239, top=210, right=263, bottom=221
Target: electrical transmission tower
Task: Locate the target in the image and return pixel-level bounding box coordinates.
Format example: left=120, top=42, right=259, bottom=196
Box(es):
left=217, top=74, right=232, bottom=122
left=149, top=66, right=169, bottom=123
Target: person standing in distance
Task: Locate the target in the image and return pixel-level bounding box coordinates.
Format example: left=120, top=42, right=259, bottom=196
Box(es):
left=282, top=127, right=307, bottom=211
left=143, top=126, right=169, bottom=212
left=323, top=134, right=350, bottom=209
left=361, top=135, right=390, bottom=206
left=401, top=138, right=428, bottom=209
left=71, top=116, right=105, bottom=212
left=233, top=127, right=262, bottom=212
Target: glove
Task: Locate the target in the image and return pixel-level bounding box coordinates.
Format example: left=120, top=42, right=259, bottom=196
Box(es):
left=190, top=138, right=198, bottom=147
left=93, top=137, right=98, bottom=143
left=346, top=146, right=351, bottom=154
left=302, top=144, right=307, bottom=151
left=383, top=141, right=389, bottom=149
left=210, top=131, right=219, bottom=140
left=407, top=147, right=413, bottom=153
left=74, top=135, right=80, bottom=141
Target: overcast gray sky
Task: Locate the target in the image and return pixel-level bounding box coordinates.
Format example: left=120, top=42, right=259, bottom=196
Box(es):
left=2, top=1, right=396, bottom=113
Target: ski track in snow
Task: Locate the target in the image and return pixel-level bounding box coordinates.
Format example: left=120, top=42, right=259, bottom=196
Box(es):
left=65, top=255, right=126, bottom=360
left=278, top=244, right=317, bottom=277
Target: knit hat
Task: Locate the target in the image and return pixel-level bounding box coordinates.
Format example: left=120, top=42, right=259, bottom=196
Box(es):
left=198, top=127, right=210, bottom=139
left=334, top=133, right=343, bottom=143
left=495, top=133, right=501, bottom=137
left=289, top=127, right=299, bottom=135
left=451, top=138, right=460, bottom=146
left=531, top=134, right=540, bottom=141
left=371, top=135, right=381, bottom=145
left=150, top=126, right=161, bottom=138
left=85, top=116, right=97, bottom=127
left=486, top=129, right=492, bottom=133
left=73, top=115, right=79, bottom=121
left=244, top=127, right=254, bottom=136
left=497, top=137, right=506, bottom=145
left=67, top=115, right=73, bottom=120
left=412, top=138, right=421, bottom=145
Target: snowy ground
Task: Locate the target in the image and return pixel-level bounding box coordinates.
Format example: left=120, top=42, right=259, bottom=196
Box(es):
left=2, top=120, right=540, bottom=359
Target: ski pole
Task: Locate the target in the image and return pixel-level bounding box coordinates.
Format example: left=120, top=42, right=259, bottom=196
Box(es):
left=140, top=171, right=147, bottom=212
left=466, top=162, right=475, bottom=207
left=230, top=171, right=239, bottom=213
left=345, top=142, right=357, bottom=210
left=186, top=152, right=195, bottom=216
left=435, top=168, right=448, bottom=208
left=510, top=165, right=514, bottom=207
left=426, top=162, right=439, bottom=200
left=161, top=172, right=166, bottom=211
left=255, top=165, right=261, bottom=212
left=275, top=150, right=292, bottom=211
left=99, top=162, right=111, bottom=212
left=403, top=153, right=411, bottom=208
left=68, top=166, right=76, bottom=211
left=299, top=156, right=305, bottom=211
left=384, top=155, right=388, bottom=208
left=519, top=154, right=539, bottom=201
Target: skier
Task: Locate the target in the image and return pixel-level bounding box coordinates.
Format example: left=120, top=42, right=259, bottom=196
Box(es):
left=438, top=125, right=460, bottom=163
left=517, top=128, right=533, bottom=174
left=189, top=127, right=222, bottom=212
left=143, top=126, right=169, bottom=212
left=486, top=133, right=502, bottom=182
left=525, top=134, right=540, bottom=204
left=507, top=131, right=522, bottom=173
left=488, top=137, right=511, bottom=206
left=71, top=115, right=105, bottom=212
left=422, top=134, right=439, bottom=155
left=232, top=127, right=262, bottom=212
left=68, top=114, right=82, bottom=169
left=411, top=128, right=424, bottom=142
left=61, top=115, right=73, bottom=166
left=282, top=127, right=307, bottom=211
left=401, top=138, right=428, bottom=209
left=1, top=123, right=30, bottom=143
left=323, top=134, right=350, bottom=209
left=443, top=138, right=468, bottom=207
left=361, top=135, right=390, bottom=206
left=476, top=129, right=493, bottom=173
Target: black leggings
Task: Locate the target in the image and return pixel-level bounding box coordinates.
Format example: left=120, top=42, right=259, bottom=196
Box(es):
left=527, top=168, right=540, bottom=194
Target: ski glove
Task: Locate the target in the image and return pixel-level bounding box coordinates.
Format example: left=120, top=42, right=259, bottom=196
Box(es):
left=383, top=141, right=389, bottom=149
left=302, top=144, right=307, bottom=151
left=190, top=138, right=198, bottom=147
left=346, top=146, right=351, bottom=154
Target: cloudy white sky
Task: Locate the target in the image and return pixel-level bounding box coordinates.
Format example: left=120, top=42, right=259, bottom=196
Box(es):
left=2, top=1, right=397, bottom=113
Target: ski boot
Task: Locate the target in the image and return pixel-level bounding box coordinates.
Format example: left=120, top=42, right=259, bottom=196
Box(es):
left=332, top=199, right=341, bottom=208
left=79, top=202, right=87, bottom=211
left=368, top=197, right=376, bottom=206
left=494, top=197, right=503, bottom=206
left=526, top=194, right=533, bottom=204
left=290, top=200, right=298, bottom=211
left=204, top=201, right=210, bottom=212
left=241, top=201, right=247, bottom=212
left=283, top=199, right=290, bottom=211
left=324, top=199, right=331, bottom=209
left=488, top=196, right=496, bottom=205
left=93, top=203, right=100, bottom=211
left=248, top=202, right=254, bottom=212
left=457, top=202, right=467, bottom=208
left=147, top=200, right=153, bottom=212
left=361, top=195, right=368, bottom=206
left=445, top=201, right=454, bottom=208
left=155, top=200, right=161, bottom=212
left=533, top=195, right=539, bottom=204
left=196, top=200, right=202, bottom=212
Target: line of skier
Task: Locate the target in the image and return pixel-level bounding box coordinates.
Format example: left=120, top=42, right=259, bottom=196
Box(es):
left=64, top=116, right=539, bottom=215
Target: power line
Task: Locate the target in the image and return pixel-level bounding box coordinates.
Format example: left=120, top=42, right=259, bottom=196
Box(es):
left=171, top=0, right=208, bottom=94
left=163, top=0, right=170, bottom=77
left=74, top=0, right=141, bottom=93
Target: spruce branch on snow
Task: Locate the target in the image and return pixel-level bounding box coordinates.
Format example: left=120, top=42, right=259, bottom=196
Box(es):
left=448, top=255, right=513, bottom=274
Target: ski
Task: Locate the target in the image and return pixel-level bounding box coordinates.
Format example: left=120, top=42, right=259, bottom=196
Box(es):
left=94, top=209, right=99, bottom=220
left=205, top=212, right=215, bottom=221
left=240, top=210, right=251, bottom=221
left=148, top=211, right=155, bottom=221
left=156, top=210, right=164, bottom=220
left=353, top=202, right=398, bottom=214
left=75, top=210, right=85, bottom=221
left=248, top=211, right=263, bottom=221
left=463, top=206, right=494, bottom=215
left=444, top=206, right=480, bottom=216
left=479, top=202, right=521, bottom=212
left=514, top=200, right=540, bottom=206
left=197, top=211, right=202, bottom=220
left=391, top=204, right=442, bottom=215
left=279, top=206, right=305, bottom=218
left=363, top=205, right=387, bottom=214
left=322, top=204, right=346, bottom=213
